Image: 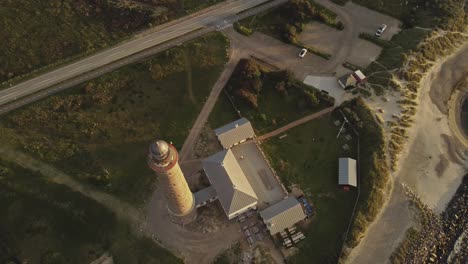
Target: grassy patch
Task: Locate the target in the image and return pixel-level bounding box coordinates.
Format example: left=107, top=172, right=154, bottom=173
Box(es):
left=233, top=22, right=254, bottom=36
left=0, top=160, right=180, bottom=263
left=0, top=0, right=223, bottom=88
left=0, top=33, right=229, bottom=205
left=210, top=59, right=334, bottom=134
left=239, top=0, right=343, bottom=40
left=213, top=243, right=241, bottom=264
left=363, top=28, right=428, bottom=93
left=359, top=33, right=395, bottom=48
left=262, top=115, right=357, bottom=264
left=339, top=99, right=390, bottom=250
left=352, top=0, right=440, bottom=27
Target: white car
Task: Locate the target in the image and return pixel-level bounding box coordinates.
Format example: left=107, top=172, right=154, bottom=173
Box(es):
left=299, top=48, right=307, bottom=58
left=375, top=24, right=387, bottom=37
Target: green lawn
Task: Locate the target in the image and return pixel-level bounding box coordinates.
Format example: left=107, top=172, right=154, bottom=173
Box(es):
left=0, top=160, right=180, bottom=264
left=0, top=0, right=223, bottom=88
left=262, top=114, right=358, bottom=264
left=0, top=33, right=229, bottom=205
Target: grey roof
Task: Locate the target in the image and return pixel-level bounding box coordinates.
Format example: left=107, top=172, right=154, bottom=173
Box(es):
left=194, top=186, right=218, bottom=206
left=260, top=197, right=306, bottom=235
left=214, top=118, right=255, bottom=148
left=203, top=149, right=257, bottom=217
left=339, top=158, right=357, bottom=187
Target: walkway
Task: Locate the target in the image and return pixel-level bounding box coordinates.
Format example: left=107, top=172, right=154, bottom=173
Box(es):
left=257, top=106, right=336, bottom=141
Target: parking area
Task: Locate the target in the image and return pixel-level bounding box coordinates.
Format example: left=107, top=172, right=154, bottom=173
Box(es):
left=296, top=2, right=401, bottom=70
left=345, top=2, right=401, bottom=41
left=231, top=141, right=286, bottom=209
left=303, top=75, right=355, bottom=105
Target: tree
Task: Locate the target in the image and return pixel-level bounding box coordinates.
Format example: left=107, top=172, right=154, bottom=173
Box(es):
left=275, top=81, right=288, bottom=97
left=304, top=90, right=320, bottom=107
left=236, top=88, right=258, bottom=109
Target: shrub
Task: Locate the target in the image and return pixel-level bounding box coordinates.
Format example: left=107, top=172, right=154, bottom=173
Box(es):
left=233, top=22, right=253, bottom=36
left=236, top=88, right=258, bottom=109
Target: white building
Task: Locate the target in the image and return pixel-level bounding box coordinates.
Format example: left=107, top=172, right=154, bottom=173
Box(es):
left=203, top=149, right=258, bottom=219
left=338, top=158, right=357, bottom=187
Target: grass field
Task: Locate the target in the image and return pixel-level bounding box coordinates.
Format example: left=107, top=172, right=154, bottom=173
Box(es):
left=0, top=159, right=180, bottom=263
left=262, top=114, right=358, bottom=264
left=0, top=0, right=223, bottom=87
left=0, top=33, right=229, bottom=205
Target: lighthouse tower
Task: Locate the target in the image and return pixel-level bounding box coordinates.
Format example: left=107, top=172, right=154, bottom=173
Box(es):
left=147, top=140, right=196, bottom=224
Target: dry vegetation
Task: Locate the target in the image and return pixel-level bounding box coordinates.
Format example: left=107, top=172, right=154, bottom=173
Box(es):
left=0, top=0, right=222, bottom=88
left=386, top=0, right=467, bottom=170
left=0, top=33, right=229, bottom=204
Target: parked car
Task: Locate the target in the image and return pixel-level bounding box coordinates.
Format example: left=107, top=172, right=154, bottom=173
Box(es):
left=375, top=24, right=387, bottom=37
left=299, top=48, right=307, bottom=58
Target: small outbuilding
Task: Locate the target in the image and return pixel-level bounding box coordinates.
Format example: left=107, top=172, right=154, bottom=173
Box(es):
left=338, top=70, right=367, bottom=90
left=260, top=197, right=306, bottom=235
left=203, top=149, right=258, bottom=219
left=214, top=118, right=255, bottom=149
left=338, top=158, right=357, bottom=187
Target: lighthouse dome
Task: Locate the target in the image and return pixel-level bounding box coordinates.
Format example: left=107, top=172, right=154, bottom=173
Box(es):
left=149, top=140, right=170, bottom=160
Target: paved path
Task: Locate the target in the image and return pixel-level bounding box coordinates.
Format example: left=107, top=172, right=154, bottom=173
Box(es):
left=0, top=0, right=286, bottom=111
left=257, top=107, right=336, bottom=141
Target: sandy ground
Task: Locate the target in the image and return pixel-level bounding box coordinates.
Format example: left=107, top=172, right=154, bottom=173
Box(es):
left=365, top=90, right=404, bottom=133
left=347, top=43, right=468, bottom=264
left=401, top=44, right=468, bottom=212
left=449, top=89, right=468, bottom=147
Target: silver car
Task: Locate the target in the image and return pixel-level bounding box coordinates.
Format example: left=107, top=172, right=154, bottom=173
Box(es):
left=375, top=24, right=387, bottom=37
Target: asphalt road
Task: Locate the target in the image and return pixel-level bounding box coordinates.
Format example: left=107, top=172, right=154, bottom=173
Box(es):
left=0, top=0, right=275, bottom=108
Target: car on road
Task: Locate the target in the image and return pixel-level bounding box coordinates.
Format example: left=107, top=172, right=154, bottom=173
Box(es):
left=375, top=24, right=387, bottom=37
left=299, top=48, right=307, bottom=58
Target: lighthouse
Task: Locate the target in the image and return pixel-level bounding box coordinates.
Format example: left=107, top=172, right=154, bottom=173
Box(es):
left=147, top=140, right=196, bottom=224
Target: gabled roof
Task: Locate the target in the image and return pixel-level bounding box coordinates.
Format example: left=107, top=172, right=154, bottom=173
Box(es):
left=203, top=149, right=257, bottom=216
left=260, top=197, right=306, bottom=234
left=194, top=186, right=218, bottom=207
left=214, top=118, right=255, bottom=148
left=339, top=158, right=357, bottom=187
left=353, top=70, right=366, bottom=81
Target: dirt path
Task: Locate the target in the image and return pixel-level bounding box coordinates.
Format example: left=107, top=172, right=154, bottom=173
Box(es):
left=0, top=143, right=243, bottom=264
left=179, top=39, right=241, bottom=161
left=0, top=144, right=149, bottom=238
left=257, top=106, right=336, bottom=141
